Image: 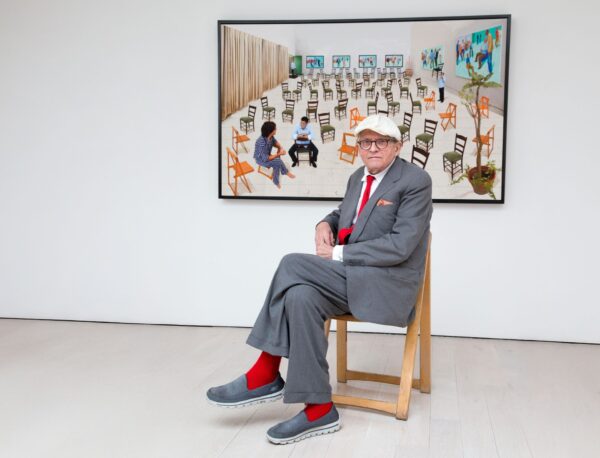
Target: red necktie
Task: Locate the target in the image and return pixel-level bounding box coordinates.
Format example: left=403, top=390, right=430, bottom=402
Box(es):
left=338, top=175, right=375, bottom=245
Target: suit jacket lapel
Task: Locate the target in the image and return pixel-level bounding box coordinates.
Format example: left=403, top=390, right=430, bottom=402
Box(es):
left=348, top=157, right=403, bottom=244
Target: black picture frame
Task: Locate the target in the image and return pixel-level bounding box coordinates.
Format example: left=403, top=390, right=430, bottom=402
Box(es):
left=218, top=15, right=511, bottom=204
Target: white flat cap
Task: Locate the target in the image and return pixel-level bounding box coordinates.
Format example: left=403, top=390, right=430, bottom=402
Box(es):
left=354, top=115, right=401, bottom=141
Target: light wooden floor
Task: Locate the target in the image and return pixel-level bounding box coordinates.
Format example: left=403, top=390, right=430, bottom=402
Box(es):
left=0, top=319, right=598, bottom=458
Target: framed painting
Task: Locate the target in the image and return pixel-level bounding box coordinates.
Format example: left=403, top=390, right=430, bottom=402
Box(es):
left=305, top=55, right=324, bottom=69
left=332, top=55, right=351, bottom=68
left=358, top=54, right=377, bottom=68
left=385, top=54, right=404, bottom=67
left=218, top=15, right=511, bottom=203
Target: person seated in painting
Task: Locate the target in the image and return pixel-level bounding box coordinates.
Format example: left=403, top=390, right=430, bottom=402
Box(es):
left=288, top=117, right=319, bottom=168
left=253, top=121, right=295, bottom=189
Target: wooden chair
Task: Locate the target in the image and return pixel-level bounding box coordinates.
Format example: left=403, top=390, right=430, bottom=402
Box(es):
left=410, top=92, right=422, bottom=115
left=367, top=92, right=379, bottom=116
left=416, top=119, right=438, bottom=152
left=318, top=112, right=336, bottom=143
left=336, top=80, right=347, bottom=100
left=338, top=132, right=358, bottom=164
left=307, top=82, right=319, bottom=101
left=424, top=90, right=436, bottom=111
left=261, top=96, right=275, bottom=121
left=231, top=126, right=250, bottom=153
left=324, top=234, right=432, bottom=420
left=292, top=81, right=303, bottom=101
left=334, top=98, right=349, bottom=120
left=474, top=96, right=490, bottom=118
left=443, top=133, right=467, bottom=180
left=416, top=77, right=428, bottom=97
left=399, top=80, right=409, bottom=99
left=386, top=92, right=400, bottom=116
left=322, top=81, right=333, bottom=101
left=282, top=99, right=295, bottom=124
left=351, top=81, right=363, bottom=99
left=398, top=112, right=413, bottom=144
left=257, top=164, right=274, bottom=180
left=281, top=82, right=291, bottom=100
left=226, top=147, right=254, bottom=196
left=306, top=100, right=319, bottom=121
left=432, top=62, right=444, bottom=80
left=365, top=82, right=377, bottom=99
left=240, top=105, right=256, bottom=134
left=472, top=124, right=495, bottom=158
left=438, top=103, right=457, bottom=130
left=411, top=145, right=431, bottom=169
left=349, top=107, right=366, bottom=129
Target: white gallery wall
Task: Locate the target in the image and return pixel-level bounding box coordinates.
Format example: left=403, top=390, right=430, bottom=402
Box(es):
left=0, top=0, right=598, bottom=344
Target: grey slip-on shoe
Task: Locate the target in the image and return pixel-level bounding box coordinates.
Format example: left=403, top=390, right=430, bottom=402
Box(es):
left=266, top=405, right=341, bottom=445
left=206, top=373, right=285, bottom=408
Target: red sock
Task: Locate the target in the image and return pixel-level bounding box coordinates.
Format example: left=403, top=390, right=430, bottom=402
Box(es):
left=245, top=351, right=282, bottom=390
left=304, top=402, right=333, bottom=422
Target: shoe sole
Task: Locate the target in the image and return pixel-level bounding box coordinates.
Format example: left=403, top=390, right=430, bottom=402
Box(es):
left=266, top=419, right=340, bottom=445
left=206, top=388, right=284, bottom=408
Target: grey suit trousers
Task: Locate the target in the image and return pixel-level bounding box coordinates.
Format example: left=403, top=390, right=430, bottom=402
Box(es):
left=246, top=253, right=351, bottom=404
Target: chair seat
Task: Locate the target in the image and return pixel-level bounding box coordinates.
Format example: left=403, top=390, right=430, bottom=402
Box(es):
left=282, top=109, right=294, bottom=115
left=235, top=134, right=250, bottom=142
left=417, top=85, right=428, bottom=89
left=338, top=145, right=355, bottom=154
left=399, top=125, right=409, bottom=133
left=412, top=101, right=422, bottom=106
left=389, top=102, right=400, bottom=107
left=367, top=101, right=377, bottom=106
left=443, top=152, right=462, bottom=162
left=240, top=116, right=254, bottom=122
left=473, top=135, right=491, bottom=144
left=233, top=161, right=254, bottom=177
left=321, top=125, right=335, bottom=133
left=416, top=133, right=433, bottom=142
left=264, top=106, right=275, bottom=112
left=439, top=113, right=452, bottom=119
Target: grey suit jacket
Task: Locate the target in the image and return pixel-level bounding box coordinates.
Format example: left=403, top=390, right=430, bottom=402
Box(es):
left=320, top=157, right=433, bottom=327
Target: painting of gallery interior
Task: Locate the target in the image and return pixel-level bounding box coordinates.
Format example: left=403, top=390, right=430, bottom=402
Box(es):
left=220, top=18, right=508, bottom=202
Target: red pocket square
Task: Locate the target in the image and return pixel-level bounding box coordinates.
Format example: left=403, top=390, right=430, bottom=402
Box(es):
left=376, top=199, right=394, bottom=206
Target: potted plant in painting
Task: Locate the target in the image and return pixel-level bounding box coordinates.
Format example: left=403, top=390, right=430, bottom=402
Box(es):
left=452, top=68, right=502, bottom=199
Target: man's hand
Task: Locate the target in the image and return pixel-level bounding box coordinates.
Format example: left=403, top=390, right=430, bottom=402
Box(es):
left=315, top=222, right=334, bottom=249
left=316, top=242, right=334, bottom=260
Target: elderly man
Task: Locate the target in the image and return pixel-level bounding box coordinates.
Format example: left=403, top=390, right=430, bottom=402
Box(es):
left=207, top=115, right=433, bottom=445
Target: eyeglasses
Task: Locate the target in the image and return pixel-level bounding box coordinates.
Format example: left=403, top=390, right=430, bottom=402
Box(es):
left=357, top=138, right=396, bottom=150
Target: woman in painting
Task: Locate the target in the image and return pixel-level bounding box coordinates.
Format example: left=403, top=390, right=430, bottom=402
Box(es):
left=253, top=122, right=295, bottom=189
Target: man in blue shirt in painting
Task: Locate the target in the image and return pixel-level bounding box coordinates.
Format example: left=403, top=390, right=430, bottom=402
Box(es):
left=288, top=116, right=319, bottom=168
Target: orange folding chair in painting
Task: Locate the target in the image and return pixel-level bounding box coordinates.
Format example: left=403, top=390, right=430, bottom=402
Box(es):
left=232, top=126, right=250, bottom=154
left=349, top=107, right=366, bottom=129
left=226, top=147, right=254, bottom=196
left=472, top=124, right=496, bottom=158
left=424, top=90, right=436, bottom=110
left=438, top=103, right=457, bottom=131
left=338, top=132, right=358, bottom=165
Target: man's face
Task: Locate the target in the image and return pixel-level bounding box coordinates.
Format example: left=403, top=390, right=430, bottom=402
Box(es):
left=357, top=129, right=400, bottom=174
left=300, top=121, right=308, bottom=129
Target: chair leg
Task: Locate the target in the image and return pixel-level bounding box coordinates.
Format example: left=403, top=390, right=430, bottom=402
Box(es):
left=395, top=299, right=422, bottom=420
left=336, top=319, right=348, bottom=383
left=324, top=319, right=331, bottom=340
left=419, top=249, right=431, bottom=394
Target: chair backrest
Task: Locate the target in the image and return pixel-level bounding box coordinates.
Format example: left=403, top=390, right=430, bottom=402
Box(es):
left=416, top=77, right=422, bottom=86
left=297, top=81, right=303, bottom=90
left=385, top=79, right=392, bottom=89
left=424, top=119, right=438, bottom=135
left=307, top=100, right=318, bottom=112
left=355, top=81, right=363, bottom=90
left=480, top=96, right=489, bottom=108
left=454, top=134, right=467, bottom=155
left=282, top=82, right=288, bottom=90
left=350, top=107, right=359, bottom=120
left=338, top=98, right=348, bottom=109
left=386, top=91, right=394, bottom=103
left=374, top=92, right=379, bottom=103
left=341, top=132, right=356, bottom=149
left=285, top=99, right=295, bottom=111
left=410, top=92, right=414, bottom=104
left=336, top=80, right=342, bottom=90
left=487, top=124, right=495, bottom=140
left=426, top=90, right=436, bottom=100
left=261, top=97, right=268, bottom=108
left=403, top=111, right=413, bottom=128
left=227, top=147, right=240, bottom=171
left=318, top=112, right=331, bottom=126
left=322, top=80, right=330, bottom=89
left=247, top=105, right=256, bottom=118
left=378, top=109, right=389, bottom=117
left=447, top=102, right=457, bottom=116
left=411, top=145, right=430, bottom=169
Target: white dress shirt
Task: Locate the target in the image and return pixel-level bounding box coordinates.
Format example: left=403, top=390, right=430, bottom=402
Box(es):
left=331, top=159, right=396, bottom=262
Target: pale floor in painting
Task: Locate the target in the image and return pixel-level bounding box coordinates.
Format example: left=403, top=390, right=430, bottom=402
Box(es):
left=1, top=319, right=598, bottom=457
left=221, top=72, right=504, bottom=201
